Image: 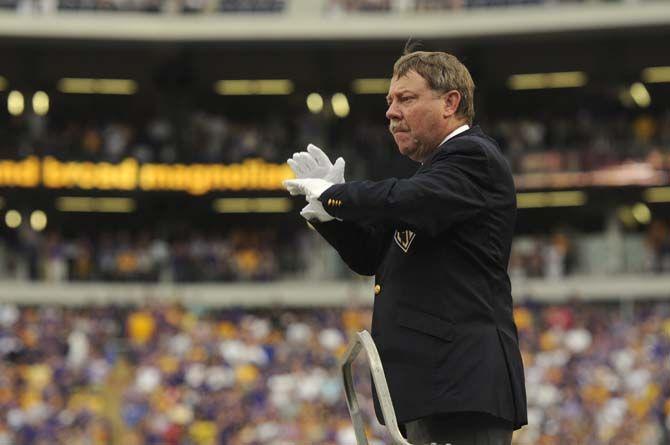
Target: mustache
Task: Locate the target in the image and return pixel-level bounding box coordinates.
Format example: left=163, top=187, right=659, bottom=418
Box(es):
left=389, top=121, right=409, bottom=133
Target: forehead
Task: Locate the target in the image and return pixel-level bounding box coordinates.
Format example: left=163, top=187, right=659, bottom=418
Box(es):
left=388, top=70, right=430, bottom=96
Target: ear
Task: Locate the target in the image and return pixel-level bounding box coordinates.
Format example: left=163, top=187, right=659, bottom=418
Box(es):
left=443, top=90, right=461, bottom=118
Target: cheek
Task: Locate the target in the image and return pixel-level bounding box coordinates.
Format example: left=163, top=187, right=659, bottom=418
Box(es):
left=410, top=106, right=440, bottom=136
left=406, top=105, right=431, bottom=128
left=403, top=108, right=419, bottom=132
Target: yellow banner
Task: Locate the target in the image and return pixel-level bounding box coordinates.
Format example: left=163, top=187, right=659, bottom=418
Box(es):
left=0, top=157, right=294, bottom=195
left=0, top=157, right=41, bottom=187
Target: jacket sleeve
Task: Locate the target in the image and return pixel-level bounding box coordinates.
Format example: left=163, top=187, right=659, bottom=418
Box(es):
left=318, top=144, right=488, bottom=237
left=311, top=219, right=393, bottom=276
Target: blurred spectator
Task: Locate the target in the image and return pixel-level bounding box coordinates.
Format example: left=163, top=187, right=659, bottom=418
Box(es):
left=510, top=232, right=576, bottom=280
left=326, top=0, right=391, bottom=14
left=647, top=219, right=670, bottom=273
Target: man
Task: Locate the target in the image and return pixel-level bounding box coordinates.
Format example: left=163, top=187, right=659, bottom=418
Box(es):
left=284, top=50, right=527, bottom=445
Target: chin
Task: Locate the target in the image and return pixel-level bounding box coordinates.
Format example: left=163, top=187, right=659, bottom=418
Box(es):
left=398, top=144, right=418, bottom=161
left=397, top=143, right=410, bottom=154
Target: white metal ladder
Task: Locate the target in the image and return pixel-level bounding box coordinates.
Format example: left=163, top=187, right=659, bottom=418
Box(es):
left=340, top=330, right=413, bottom=445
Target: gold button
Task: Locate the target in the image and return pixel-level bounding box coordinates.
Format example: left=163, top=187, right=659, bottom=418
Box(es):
left=374, top=284, right=381, bottom=295
left=328, top=199, right=332, bottom=205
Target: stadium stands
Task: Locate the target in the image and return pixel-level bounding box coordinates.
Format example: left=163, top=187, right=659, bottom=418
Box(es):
left=1, top=301, right=669, bottom=444
left=0, top=228, right=293, bottom=282
left=4, top=110, right=670, bottom=175
left=2, top=214, right=670, bottom=282
left=0, top=0, right=285, bottom=13
left=0, top=0, right=649, bottom=14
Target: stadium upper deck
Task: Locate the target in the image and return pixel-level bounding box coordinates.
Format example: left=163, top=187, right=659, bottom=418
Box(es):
left=0, top=0, right=668, bottom=40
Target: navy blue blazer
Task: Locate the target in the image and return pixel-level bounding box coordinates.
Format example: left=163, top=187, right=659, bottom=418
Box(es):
left=313, top=125, right=528, bottom=430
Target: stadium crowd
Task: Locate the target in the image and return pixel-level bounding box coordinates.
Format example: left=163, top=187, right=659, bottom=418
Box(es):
left=508, top=232, right=576, bottom=280
left=324, top=0, right=649, bottom=13
left=4, top=217, right=670, bottom=282
left=0, top=0, right=285, bottom=13
left=0, top=227, right=306, bottom=282
left=0, top=0, right=643, bottom=13
left=0, top=225, right=644, bottom=283
left=0, top=300, right=669, bottom=444
left=4, top=109, right=670, bottom=177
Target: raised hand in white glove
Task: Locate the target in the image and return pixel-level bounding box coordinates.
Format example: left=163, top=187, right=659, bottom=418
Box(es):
left=283, top=178, right=333, bottom=200
left=288, top=144, right=345, bottom=184
left=286, top=144, right=345, bottom=222
left=300, top=201, right=330, bottom=221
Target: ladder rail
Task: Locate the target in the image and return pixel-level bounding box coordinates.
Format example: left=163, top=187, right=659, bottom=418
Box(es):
left=340, top=330, right=413, bottom=445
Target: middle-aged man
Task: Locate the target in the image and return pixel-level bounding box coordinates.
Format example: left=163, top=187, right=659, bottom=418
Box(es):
left=284, top=50, right=527, bottom=445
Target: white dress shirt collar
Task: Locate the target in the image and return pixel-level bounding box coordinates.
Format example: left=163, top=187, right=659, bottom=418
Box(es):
left=438, top=124, right=470, bottom=147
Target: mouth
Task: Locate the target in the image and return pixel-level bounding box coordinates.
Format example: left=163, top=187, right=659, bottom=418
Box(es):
left=390, top=122, right=409, bottom=134
left=392, top=128, right=409, bottom=136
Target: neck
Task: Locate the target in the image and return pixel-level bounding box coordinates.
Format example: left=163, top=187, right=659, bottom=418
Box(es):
left=416, top=120, right=469, bottom=163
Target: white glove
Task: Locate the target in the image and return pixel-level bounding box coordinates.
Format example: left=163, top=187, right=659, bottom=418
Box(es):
left=300, top=199, right=330, bottom=221
left=288, top=144, right=345, bottom=184
left=286, top=144, right=345, bottom=222
left=283, top=178, right=333, bottom=200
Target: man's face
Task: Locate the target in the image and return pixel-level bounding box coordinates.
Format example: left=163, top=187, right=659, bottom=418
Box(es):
left=386, top=70, right=447, bottom=162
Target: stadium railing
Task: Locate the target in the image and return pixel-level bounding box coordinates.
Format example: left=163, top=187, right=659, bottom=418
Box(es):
left=2, top=274, right=670, bottom=306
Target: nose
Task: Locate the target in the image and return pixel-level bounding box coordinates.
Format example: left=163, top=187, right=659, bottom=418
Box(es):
left=386, top=101, right=401, bottom=121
